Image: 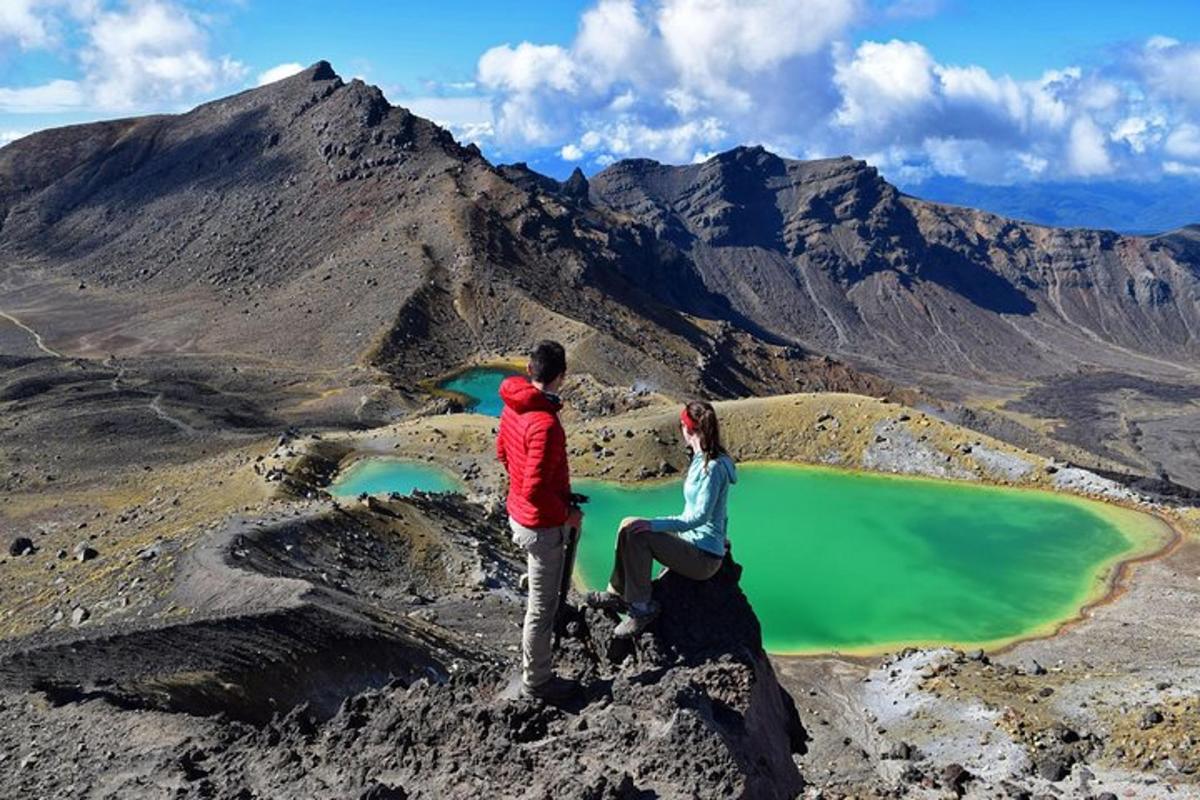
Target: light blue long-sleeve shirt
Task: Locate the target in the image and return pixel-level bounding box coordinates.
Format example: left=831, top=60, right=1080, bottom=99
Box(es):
left=648, top=452, right=737, bottom=556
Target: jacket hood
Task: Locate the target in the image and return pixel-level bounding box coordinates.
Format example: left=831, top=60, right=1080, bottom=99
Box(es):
left=499, top=375, right=562, bottom=414
left=697, top=452, right=737, bottom=483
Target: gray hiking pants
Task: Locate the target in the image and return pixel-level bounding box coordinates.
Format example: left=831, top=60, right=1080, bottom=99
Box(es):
left=608, top=521, right=723, bottom=606
left=510, top=519, right=569, bottom=688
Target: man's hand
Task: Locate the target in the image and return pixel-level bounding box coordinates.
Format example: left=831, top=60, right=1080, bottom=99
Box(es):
left=620, top=517, right=652, bottom=535
left=566, top=507, right=584, bottom=530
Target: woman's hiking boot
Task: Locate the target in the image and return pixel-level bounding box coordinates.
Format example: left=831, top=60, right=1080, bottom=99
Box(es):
left=613, top=601, right=660, bottom=638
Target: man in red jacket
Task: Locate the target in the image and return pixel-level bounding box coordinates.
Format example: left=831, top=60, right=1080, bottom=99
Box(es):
left=496, top=340, right=581, bottom=702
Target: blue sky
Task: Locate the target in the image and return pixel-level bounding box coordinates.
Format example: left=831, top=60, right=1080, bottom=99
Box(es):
left=2, top=0, right=1200, bottom=184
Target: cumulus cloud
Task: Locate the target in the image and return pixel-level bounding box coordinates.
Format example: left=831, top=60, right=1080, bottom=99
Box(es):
left=0, top=1, right=245, bottom=114
left=1136, top=37, right=1200, bottom=108
left=1163, top=160, right=1200, bottom=177
left=477, top=0, right=854, bottom=165
left=256, top=62, right=305, bottom=87
left=1165, top=123, right=1200, bottom=160
left=84, top=1, right=246, bottom=110
left=0, top=79, right=87, bottom=112
left=473, top=2, right=1200, bottom=183
left=833, top=39, right=935, bottom=134
left=479, top=43, right=578, bottom=94
left=1067, top=116, right=1113, bottom=176
left=0, top=0, right=56, bottom=49
left=0, top=0, right=95, bottom=50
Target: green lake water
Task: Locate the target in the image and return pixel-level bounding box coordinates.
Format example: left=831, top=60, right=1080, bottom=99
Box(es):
left=329, top=458, right=460, bottom=497
left=438, top=367, right=519, bottom=417
left=325, top=457, right=1164, bottom=653
left=573, top=463, right=1162, bottom=654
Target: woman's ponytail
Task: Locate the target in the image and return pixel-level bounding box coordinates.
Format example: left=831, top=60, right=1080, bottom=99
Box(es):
left=685, top=400, right=725, bottom=467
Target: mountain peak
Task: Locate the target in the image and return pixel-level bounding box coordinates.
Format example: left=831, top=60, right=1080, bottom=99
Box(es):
left=710, top=144, right=774, bottom=162
left=562, top=166, right=589, bottom=200
left=306, top=60, right=340, bottom=82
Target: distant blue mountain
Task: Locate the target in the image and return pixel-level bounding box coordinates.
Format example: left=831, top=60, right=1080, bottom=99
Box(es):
left=896, top=175, right=1200, bottom=235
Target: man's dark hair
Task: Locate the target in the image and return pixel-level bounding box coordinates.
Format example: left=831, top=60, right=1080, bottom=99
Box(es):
left=529, top=340, right=567, bottom=384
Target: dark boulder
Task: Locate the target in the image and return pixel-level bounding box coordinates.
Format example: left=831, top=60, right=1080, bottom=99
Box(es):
left=1034, top=754, right=1072, bottom=781
left=941, top=762, right=973, bottom=796
left=359, top=784, right=407, bottom=800
left=8, top=536, right=34, bottom=556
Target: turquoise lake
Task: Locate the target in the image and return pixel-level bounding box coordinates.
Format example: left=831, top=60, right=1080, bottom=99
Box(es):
left=330, top=457, right=1166, bottom=653
left=438, top=367, right=519, bottom=417
left=330, top=458, right=460, bottom=497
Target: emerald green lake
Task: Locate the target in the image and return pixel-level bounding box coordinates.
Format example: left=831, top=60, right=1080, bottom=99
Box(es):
left=573, top=464, right=1162, bottom=654
left=329, top=458, right=460, bottom=498
left=438, top=367, right=519, bottom=417
left=326, top=457, right=1164, bottom=653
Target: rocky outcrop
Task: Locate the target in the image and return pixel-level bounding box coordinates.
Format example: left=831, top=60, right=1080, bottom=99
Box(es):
left=149, top=556, right=806, bottom=800
left=0, top=487, right=806, bottom=799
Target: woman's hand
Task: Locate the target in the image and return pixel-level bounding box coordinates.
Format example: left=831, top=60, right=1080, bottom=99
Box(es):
left=620, top=517, right=652, bottom=535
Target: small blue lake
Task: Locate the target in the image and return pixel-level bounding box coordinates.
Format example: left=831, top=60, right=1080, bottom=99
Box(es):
left=330, top=458, right=460, bottom=497
left=438, top=367, right=519, bottom=417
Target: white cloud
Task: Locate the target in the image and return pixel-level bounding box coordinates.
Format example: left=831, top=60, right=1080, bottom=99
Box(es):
left=575, top=0, right=655, bottom=88
left=1136, top=37, right=1200, bottom=108
left=479, top=42, right=578, bottom=93
left=834, top=39, right=935, bottom=132
left=470, top=5, right=1200, bottom=183
left=1067, top=116, right=1113, bottom=176
left=1110, top=115, right=1163, bottom=155
left=478, top=0, right=858, bottom=163
left=256, top=62, right=304, bottom=87
left=656, top=0, right=858, bottom=108
left=0, top=0, right=245, bottom=114
left=0, top=0, right=96, bottom=50
left=1163, top=160, right=1200, bottom=177
left=0, top=0, right=54, bottom=48
left=1165, top=123, right=1200, bottom=161
left=0, top=79, right=86, bottom=112
left=826, top=39, right=1136, bottom=180
left=84, top=1, right=246, bottom=110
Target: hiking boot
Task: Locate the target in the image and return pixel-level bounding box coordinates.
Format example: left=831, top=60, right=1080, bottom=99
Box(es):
left=584, top=590, right=626, bottom=612
left=520, top=675, right=580, bottom=704
left=613, top=602, right=660, bottom=638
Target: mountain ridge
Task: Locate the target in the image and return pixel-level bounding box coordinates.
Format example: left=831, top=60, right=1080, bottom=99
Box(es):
left=3, top=60, right=1200, bottom=484
left=0, top=61, right=892, bottom=415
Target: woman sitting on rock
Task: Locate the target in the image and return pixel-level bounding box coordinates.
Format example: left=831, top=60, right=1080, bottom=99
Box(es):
left=587, top=401, right=737, bottom=637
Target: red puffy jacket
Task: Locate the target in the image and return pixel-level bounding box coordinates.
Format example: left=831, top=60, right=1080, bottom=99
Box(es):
left=496, top=376, right=571, bottom=528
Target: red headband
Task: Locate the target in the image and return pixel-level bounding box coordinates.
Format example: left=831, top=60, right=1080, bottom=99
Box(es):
left=680, top=406, right=697, bottom=433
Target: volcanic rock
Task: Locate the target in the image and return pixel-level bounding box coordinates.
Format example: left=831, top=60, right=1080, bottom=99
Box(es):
left=144, top=553, right=804, bottom=799
left=8, top=537, right=33, bottom=557
left=1034, top=754, right=1072, bottom=782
